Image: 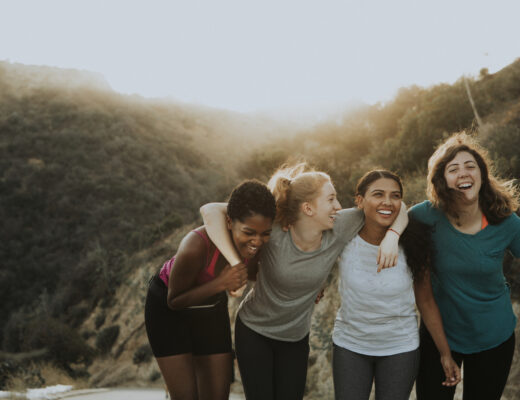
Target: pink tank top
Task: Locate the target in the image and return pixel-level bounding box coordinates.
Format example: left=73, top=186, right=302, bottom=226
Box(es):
left=159, top=230, right=220, bottom=286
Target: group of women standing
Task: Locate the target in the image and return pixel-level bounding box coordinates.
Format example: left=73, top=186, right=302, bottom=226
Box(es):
left=145, top=132, right=519, bottom=400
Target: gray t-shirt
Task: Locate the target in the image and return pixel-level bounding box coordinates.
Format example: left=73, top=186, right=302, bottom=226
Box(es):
left=238, top=207, right=364, bottom=341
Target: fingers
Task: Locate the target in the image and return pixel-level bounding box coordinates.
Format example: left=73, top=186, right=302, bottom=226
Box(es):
left=223, top=264, right=248, bottom=291
left=229, top=284, right=246, bottom=297
left=441, top=359, right=461, bottom=386
left=377, top=253, right=398, bottom=272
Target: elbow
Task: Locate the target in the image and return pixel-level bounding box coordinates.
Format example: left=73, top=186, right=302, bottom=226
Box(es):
left=167, top=295, right=183, bottom=311
left=200, top=203, right=211, bottom=218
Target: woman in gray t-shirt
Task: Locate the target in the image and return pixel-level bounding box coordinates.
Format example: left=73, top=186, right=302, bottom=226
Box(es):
left=201, top=163, right=407, bottom=400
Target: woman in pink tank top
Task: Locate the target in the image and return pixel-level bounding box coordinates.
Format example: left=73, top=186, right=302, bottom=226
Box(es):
left=144, top=180, right=276, bottom=400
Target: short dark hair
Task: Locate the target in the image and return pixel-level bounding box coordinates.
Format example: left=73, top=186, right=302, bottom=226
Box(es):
left=227, top=180, right=276, bottom=222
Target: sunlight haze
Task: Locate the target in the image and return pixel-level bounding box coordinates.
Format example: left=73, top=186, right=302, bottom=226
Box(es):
left=1, top=0, right=519, bottom=115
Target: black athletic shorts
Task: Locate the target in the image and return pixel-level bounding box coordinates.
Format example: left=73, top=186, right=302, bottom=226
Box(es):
left=144, top=274, right=232, bottom=357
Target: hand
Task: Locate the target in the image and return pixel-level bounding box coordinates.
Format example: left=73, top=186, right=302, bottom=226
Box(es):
left=377, top=230, right=399, bottom=272
left=229, top=284, right=247, bottom=298
left=217, top=263, right=248, bottom=292
left=315, top=289, right=325, bottom=304
left=440, top=354, right=461, bottom=387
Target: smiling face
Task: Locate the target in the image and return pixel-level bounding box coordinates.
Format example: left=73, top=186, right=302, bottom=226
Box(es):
left=309, top=181, right=342, bottom=230
left=357, top=178, right=402, bottom=229
left=444, top=151, right=482, bottom=204
left=227, top=213, right=273, bottom=260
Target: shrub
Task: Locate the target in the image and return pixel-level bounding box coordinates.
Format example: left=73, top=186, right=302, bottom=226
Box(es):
left=132, top=344, right=153, bottom=365
left=95, top=325, right=120, bottom=353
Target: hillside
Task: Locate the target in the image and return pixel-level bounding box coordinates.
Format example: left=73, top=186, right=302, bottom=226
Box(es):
left=0, top=61, right=300, bottom=360
left=2, top=58, right=520, bottom=399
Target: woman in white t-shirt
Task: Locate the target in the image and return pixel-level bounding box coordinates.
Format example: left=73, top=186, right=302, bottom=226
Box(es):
left=332, top=170, right=461, bottom=400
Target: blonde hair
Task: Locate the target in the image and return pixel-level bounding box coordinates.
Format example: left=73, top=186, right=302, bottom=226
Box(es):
left=267, top=163, right=331, bottom=228
left=427, top=132, right=519, bottom=223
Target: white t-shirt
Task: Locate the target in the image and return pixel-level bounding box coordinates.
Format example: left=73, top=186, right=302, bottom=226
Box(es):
left=332, top=234, right=419, bottom=356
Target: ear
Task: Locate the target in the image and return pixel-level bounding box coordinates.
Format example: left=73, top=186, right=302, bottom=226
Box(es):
left=301, top=201, right=314, bottom=217
left=355, top=195, right=364, bottom=209
left=225, top=214, right=233, bottom=230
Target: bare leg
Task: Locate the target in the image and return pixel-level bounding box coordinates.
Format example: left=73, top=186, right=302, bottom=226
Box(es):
left=156, top=354, right=198, bottom=400
left=194, top=352, right=232, bottom=400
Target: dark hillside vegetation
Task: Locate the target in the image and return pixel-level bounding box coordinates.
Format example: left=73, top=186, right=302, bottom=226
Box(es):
left=0, top=62, right=255, bottom=357
left=1, top=59, right=520, bottom=387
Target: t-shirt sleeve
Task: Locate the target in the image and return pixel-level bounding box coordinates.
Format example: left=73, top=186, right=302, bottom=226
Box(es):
left=506, top=213, right=520, bottom=258
left=333, top=207, right=365, bottom=244
left=408, top=200, right=438, bottom=227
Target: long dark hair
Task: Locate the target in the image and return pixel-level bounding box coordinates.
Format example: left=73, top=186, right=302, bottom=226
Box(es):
left=427, top=132, right=518, bottom=224
left=400, top=218, right=432, bottom=283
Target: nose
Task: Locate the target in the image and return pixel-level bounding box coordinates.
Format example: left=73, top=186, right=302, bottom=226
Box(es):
left=334, top=199, right=341, bottom=210
left=458, top=168, right=469, bottom=178
left=382, top=195, right=392, bottom=205
left=251, top=235, right=263, bottom=246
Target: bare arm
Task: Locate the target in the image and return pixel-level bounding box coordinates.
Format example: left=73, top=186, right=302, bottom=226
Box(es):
left=166, top=232, right=247, bottom=310
left=377, top=201, right=409, bottom=271
left=414, top=270, right=461, bottom=386
left=200, top=203, right=242, bottom=266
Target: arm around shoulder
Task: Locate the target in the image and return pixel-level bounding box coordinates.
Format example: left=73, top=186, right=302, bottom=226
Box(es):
left=200, top=202, right=241, bottom=266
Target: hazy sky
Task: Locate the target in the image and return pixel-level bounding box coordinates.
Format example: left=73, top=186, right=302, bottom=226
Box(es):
left=1, top=0, right=519, bottom=114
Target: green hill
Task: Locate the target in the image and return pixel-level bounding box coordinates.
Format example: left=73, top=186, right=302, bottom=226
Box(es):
left=1, top=59, right=519, bottom=392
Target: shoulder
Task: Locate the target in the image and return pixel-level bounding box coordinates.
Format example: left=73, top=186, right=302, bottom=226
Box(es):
left=494, top=212, right=520, bottom=235
left=334, top=207, right=364, bottom=228
left=408, top=200, right=441, bottom=226
left=267, top=223, right=287, bottom=242
left=500, top=212, right=520, bottom=227
left=176, top=227, right=208, bottom=263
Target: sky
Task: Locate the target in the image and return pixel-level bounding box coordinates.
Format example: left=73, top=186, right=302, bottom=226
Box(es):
left=1, top=0, right=520, bottom=116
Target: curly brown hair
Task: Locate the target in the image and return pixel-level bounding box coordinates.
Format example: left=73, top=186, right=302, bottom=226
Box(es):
left=426, top=132, right=518, bottom=224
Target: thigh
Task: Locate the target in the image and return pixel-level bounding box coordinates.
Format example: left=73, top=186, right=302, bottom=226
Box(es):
left=272, top=334, right=310, bottom=400
left=462, top=332, right=515, bottom=400
left=374, top=348, right=420, bottom=400
left=190, top=295, right=232, bottom=356
left=194, top=352, right=232, bottom=400
left=415, top=323, right=461, bottom=400
left=235, top=316, right=275, bottom=400
left=144, top=276, right=192, bottom=357
left=332, top=344, right=374, bottom=400
left=155, top=353, right=197, bottom=400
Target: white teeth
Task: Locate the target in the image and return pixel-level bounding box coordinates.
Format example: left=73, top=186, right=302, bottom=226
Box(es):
left=458, top=183, right=472, bottom=189
left=377, top=210, right=392, bottom=215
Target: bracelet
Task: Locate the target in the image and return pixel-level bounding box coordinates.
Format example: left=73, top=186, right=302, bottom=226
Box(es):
left=388, top=228, right=400, bottom=237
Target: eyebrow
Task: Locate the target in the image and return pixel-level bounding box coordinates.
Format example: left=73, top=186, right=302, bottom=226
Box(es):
left=370, top=189, right=402, bottom=194
left=447, top=160, right=477, bottom=168
left=242, top=227, right=272, bottom=233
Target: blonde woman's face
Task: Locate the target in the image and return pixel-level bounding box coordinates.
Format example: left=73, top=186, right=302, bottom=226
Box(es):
left=444, top=151, right=482, bottom=204
left=310, top=181, right=342, bottom=230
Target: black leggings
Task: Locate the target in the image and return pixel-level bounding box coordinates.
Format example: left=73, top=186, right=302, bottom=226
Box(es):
left=235, top=316, right=310, bottom=400
left=416, top=323, right=515, bottom=400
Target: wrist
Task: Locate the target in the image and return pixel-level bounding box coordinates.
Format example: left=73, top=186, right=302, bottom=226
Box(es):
left=388, top=228, right=400, bottom=237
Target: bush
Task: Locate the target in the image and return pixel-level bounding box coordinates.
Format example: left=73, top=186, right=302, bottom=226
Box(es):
left=94, top=313, right=106, bottom=330
left=132, top=344, right=153, bottom=365
left=95, top=325, right=120, bottom=353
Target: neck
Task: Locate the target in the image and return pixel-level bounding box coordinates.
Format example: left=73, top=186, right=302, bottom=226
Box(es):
left=290, top=219, right=324, bottom=252
left=450, top=200, right=481, bottom=227
left=358, top=222, right=386, bottom=246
